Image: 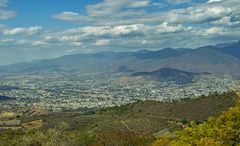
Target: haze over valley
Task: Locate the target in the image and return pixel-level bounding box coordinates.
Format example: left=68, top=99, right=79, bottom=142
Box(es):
left=0, top=41, right=240, bottom=111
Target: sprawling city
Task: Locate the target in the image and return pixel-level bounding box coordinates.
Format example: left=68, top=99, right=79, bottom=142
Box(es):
left=0, top=73, right=239, bottom=111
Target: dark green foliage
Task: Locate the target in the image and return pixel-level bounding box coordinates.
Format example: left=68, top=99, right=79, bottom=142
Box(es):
left=91, top=131, right=154, bottom=146
left=0, top=128, right=153, bottom=146
left=98, top=102, right=134, bottom=115
left=181, top=118, right=188, bottom=125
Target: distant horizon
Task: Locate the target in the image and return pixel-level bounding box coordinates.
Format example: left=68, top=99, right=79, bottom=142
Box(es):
left=0, top=0, right=239, bottom=65
left=0, top=39, right=239, bottom=66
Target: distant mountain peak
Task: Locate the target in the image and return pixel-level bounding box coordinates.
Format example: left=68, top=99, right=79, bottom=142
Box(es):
left=214, top=40, right=240, bottom=60
left=131, top=68, right=199, bottom=84
left=0, top=41, right=240, bottom=76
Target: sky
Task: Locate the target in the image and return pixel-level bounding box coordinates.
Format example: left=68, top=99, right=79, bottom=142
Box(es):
left=0, top=0, right=239, bottom=65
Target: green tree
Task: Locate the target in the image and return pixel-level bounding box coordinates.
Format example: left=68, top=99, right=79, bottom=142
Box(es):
left=171, top=102, right=240, bottom=146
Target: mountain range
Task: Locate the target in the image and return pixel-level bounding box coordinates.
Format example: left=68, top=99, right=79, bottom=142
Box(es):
left=131, top=68, right=202, bottom=84
left=0, top=41, right=240, bottom=76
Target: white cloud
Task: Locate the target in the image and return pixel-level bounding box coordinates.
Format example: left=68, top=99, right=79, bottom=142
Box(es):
left=53, top=0, right=237, bottom=26
left=85, top=0, right=150, bottom=17
left=53, top=0, right=152, bottom=24
left=0, top=0, right=7, bottom=7
left=166, top=6, right=232, bottom=23
left=167, top=0, right=191, bottom=4
left=31, top=40, right=48, bottom=46
left=111, top=24, right=145, bottom=35
left=0, top=39, right=47, bottom=47
left=72, top=42, right=83, bottom=47
left=211, top=16, right=240, bottom=27
left=0, top=0, right=16, bottom=20
left=46, top=24, right=146, bottom=38
left=95, top=39, right=110, bottom=46
left=0, top=38, right=14, bottom=43
left=207, top=0, right=222, bottom=3
left=151, top=2, right=167, bottom=8
left=52, top=11, right=90, bottom=22
left=212, top=16, right=232, bottom=25
left=129, top=1, right=150, bottom=8
left=156, top=22, right=187, bottom=33
left=3, top=26, right=42, bottom=35
left=204, top=27, right=223, bottom=35
left=196, top=27, right=224, bottom=36
left=0, top=9, right=16, bottom=20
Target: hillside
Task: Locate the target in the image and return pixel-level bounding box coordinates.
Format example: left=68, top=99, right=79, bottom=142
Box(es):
left=155, top=47, right=240, bottom=75
left=152, top=99, right=240, bottom=146
left=97, top=92, right=239, bottom=132
left=0, top=41, right=240, bottom=76
left=216, top=41, right=240, bottom=60
left=131, top=68, right=200, bottom=84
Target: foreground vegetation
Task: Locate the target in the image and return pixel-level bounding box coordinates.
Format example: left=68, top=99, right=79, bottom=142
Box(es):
left=152, top=101, right=240, bottom=146
left=0, top=126, right=154, bottom=146
left=0, top=92, right=240, bottom=146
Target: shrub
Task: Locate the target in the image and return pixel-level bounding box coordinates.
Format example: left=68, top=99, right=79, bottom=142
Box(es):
left=171, top=102, right=240, bottom=146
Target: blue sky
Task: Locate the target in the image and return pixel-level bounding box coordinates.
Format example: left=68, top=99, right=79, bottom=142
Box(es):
left=0, top=0, right=239, bottom=65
